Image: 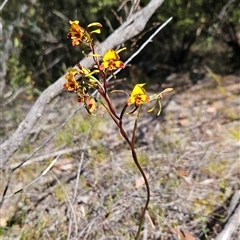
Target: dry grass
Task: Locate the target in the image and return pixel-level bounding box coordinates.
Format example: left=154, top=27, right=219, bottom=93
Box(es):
left=0, top=72, right=239, bottom=239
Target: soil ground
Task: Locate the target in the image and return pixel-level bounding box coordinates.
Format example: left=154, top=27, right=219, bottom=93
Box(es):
left=0, top=70, right=239, bottom=239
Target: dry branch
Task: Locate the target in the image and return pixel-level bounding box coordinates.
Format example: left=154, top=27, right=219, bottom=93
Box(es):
left=0, top=0, right=166, bottom=168
left=215, top=190, right=240, bottom=240
left=9, top=146, right=85, bottom=169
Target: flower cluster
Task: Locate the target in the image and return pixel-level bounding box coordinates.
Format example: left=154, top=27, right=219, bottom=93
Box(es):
left=64, top=20, right=172, bottom=116
left=100, top=48, right=125, bottom=71
left=128, top=83, right=150, bottom=106
left=67, top=20, right=102, bottom=46
left=63, top=64, right=100, bottom=114
left=63, top=19, right=173, bottom=240
left=64, top=20, right=127, bottom=114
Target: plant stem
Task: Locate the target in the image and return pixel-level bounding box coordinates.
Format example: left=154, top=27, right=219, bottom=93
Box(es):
left=131, top=147, right=150, bottom=240
left=118, top=106, right=150, bottom=240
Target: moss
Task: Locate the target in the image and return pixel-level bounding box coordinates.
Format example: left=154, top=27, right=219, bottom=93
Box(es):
left=202, top=159, right=228, bottom=177
left=20, top=220, right=46, bottom=240
left=229, top=127, right=240, bottom=140
left=89, top=143, right=108, bottom=163
left=54, top=185, right=67, bottom=202
left=56, top=114, right=91, bottom=146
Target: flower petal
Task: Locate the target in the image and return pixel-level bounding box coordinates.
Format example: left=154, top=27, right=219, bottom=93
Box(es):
left=90, top=29, right=101, bottom=34
left=127, top=83, right=149, bottom=105
left=85, top=97, right=97, bottom=115
left=69, top=20, right=79, bottom=25
left=116, top=47, right=127, bottom=54
left=130, top=84, right=146, bottom=96
left=100, top=61, right=110, bottom=70
left=87, top=22, right=102, bottom=28
left=103, top=49, right=120, bottom=62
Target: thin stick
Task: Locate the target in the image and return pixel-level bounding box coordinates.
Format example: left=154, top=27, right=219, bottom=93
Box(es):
left=0, top=106, right=83, bottom=208
left=52, top=173, right=78, bottom=238
left=67, top=123, right=93, bottom=240
left=3, top=155, right=61, bottom=199
left=106, top=16, right=173, bottom=82
left=0, top=0, right=9, bottom=11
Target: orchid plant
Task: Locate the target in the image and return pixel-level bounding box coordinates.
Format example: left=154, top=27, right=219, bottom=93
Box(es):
left=64, top=20, right=173, bottom=240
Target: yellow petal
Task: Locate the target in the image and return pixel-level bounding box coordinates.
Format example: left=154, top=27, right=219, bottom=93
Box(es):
left=128, top=83, right=150, bottom=105
left=67, top=68, right=76, bottom=74
left=128, top=96, right=135, bottom=105
left=114, top=61, right=125, bottom=68
left=87, top=22, right=102, bottom=28
left=69, top=20, right=79, bottom=25
left=135, top=95, right=149, bottom=105
left=130, top=83, right=146, bottom=96
left=90, top=29, right=101, bottom=34
left=116, top=47, right=127, bottom=54
left=100, top=61, right=109, bottom=70
left=103, top=49, right=120, bottom=62
left=85, top=98, right=96, bottom=114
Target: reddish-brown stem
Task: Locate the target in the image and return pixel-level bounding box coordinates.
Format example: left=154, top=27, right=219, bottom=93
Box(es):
left=90, top=42, right=118, bottom=119
left=90, top=42, right=108, bottom=92
left=103, top=90, right=119, bottom=119
left=99, top=84, right=150, bottom=240
left=119, top=106, right=150, bottom=240
left=90, top=41, right=149, bottom=240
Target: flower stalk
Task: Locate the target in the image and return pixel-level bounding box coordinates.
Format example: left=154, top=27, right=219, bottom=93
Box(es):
left=63, top=19, right=173, bottom=240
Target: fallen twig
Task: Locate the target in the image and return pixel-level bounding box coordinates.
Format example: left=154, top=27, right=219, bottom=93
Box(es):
left=215, top=190, right=240, bottom=240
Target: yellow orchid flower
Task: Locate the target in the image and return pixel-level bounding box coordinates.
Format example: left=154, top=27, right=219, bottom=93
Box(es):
left=128, top=83, right=150, bottom=106
left=87, top=22, right=102, bottom=34
left=67, top=20, right=102, bottom=47
left=100, top=48, right=126, bottom=71
left=67, top=20, right=88, bottom=46
left=85, top=97, right=97, bottom=115
left=63, top=68, right=79, bottom=91
left=77, top=64, right=99, bottom=77
left=87, top=22, right=102, bottom=28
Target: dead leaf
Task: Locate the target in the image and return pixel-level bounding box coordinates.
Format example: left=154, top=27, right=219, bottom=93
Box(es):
left=199, top=179, right=215, bottom=185
left=146, top=211, right=155, bottom=229
left=173, top=228, right=197, bottom=240
left=135, top=173, right=149, bottom=189
left=176, top=169, right=189, bottom=177
left=179, top=118, right=188, bottom=126
left=207, top=106, right=217, bottom=113
left=52, top=158, right=74, bottom=174
left=174, top=169, right=193, bottom=185
left=181, top=175, right=193, bottom=185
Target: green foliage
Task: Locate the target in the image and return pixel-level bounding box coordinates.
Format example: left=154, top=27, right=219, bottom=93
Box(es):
left=20, top=220, right=46, bottom=240
left=56, top=114, right=91, bottom=146
left=2, top=0, right=121, bottom=90
left=133, top=0, right=240, bottom=72
left=54, top=185, right=67, bottom=202
left=2, top=0, right=240, bottom=91
left=229, top=127, right=240, bottom=141
left=0, top=227, right=4, bottom=236
left=7, top=54, right=37, bottom=99
left=203, top=160, right=228, bottom=177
